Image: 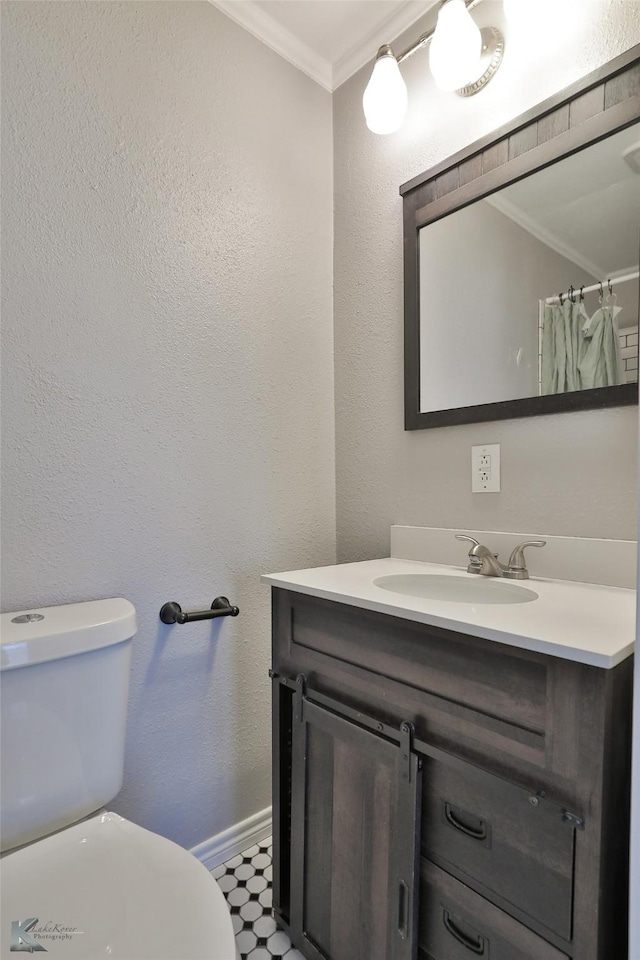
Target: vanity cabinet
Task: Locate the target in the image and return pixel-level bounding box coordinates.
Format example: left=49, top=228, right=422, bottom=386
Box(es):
left=270, top=588, right=633, bottom=960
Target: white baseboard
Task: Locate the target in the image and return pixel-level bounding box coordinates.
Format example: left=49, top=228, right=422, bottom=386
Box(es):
left=189, top=806, right=273, bottom=871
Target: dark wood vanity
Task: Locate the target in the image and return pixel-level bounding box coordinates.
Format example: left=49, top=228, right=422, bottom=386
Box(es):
left=270, top=587, right=633, bottom=960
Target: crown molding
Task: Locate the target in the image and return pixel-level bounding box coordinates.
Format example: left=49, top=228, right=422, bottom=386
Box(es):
left=208, top=1, right=438, bottom=92
left=208, top=0, right=333, bottom=91
left=486, top=193, right=607, bottom=282
left=333, top=1, right=438, bottom=89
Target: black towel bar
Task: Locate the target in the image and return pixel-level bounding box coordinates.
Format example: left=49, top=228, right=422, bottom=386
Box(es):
left=159, top=596, right=239, bottom=625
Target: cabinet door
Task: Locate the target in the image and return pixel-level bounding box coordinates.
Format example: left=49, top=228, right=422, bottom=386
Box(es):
left=289, top=692, right=422, bottom=960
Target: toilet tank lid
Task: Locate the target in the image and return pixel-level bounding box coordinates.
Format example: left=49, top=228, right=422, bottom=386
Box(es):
left=0, top=598, right=137, bottom=671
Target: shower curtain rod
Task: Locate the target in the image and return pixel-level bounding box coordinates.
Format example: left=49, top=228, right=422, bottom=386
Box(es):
left=545, top=270, right=640, bottom=305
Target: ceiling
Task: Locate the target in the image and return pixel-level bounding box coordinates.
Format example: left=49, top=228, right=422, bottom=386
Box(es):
left=208, top=0, right=437, bottom=90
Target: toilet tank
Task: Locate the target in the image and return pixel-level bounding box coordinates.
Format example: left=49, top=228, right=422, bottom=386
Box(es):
left=0, top=598, right=137, bottom=852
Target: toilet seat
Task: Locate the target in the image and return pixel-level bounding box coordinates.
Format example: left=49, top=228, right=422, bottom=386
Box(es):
left=0, top=811, right=237, bottom=959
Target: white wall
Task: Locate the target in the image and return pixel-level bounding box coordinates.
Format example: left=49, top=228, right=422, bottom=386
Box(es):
left=1, top=0, right=336, bottom=849
left=334, top=0, right=640, bottom=562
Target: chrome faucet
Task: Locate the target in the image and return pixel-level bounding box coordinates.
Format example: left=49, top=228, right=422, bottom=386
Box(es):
left=456, top=535, right=546, bottom=580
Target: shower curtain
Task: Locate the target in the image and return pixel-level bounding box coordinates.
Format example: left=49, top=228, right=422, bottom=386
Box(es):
left=541, top=299, right=622, bottom=395
left=578, top=302, right=623, bottom=390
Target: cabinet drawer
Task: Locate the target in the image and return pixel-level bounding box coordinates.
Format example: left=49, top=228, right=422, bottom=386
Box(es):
left=419, top=860, right=569, bottom=960
left=421, top=752, right=575, bottom=940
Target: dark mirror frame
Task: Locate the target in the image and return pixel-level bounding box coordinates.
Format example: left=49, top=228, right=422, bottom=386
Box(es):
left=401, top=45, right=640, bottom=430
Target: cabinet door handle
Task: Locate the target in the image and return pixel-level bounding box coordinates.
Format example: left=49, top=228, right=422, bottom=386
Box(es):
left=397, top=880, right=409, bottom=940
left=442, top=910, right=487, bottom=955
left=445, top=802, right=488, bottom=841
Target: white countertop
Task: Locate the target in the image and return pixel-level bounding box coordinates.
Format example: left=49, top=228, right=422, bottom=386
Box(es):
left=262, top=558, right=636, bottom=669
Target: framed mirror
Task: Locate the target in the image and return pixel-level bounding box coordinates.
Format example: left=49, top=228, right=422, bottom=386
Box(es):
left=401, top=45, right=640, bottom=429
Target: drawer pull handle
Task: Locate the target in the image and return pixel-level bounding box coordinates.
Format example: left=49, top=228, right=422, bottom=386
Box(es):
left=397, top=880, right=409, bottom=940
left=443, top=910, right=486, bottom=955
left=445, top=802, right=488, bottom=841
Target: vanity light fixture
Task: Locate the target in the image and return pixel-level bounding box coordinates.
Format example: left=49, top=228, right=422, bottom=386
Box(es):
left=502, top=0, right=573, bottom=31
left=362, top=0, right=504, bottom=134
left=362, top=45, right=409, bottom=135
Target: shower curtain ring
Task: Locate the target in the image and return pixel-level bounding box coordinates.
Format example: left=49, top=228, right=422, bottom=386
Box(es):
left=568, top=285, right=575, bottom=303
left=580, top=285, right=585, bottom=302
left=608, top=278, right=613, bottom=297
left=559, top=292, right=564, bottom=305
left=599, top=282, right=604, bottom=300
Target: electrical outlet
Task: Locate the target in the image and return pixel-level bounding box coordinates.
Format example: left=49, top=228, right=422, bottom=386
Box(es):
left=472, top=444, right=500, bottom=493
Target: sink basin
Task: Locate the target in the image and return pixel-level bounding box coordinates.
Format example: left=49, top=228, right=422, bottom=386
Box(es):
left=373, top=573, right=538, bottom=605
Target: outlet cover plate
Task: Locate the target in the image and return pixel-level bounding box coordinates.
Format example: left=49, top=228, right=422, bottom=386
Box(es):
left=472, top=444, right=500, bottom=493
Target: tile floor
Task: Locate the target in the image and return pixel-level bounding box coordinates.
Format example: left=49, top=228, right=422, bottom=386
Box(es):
left=211, top=838, right=304, bottom=960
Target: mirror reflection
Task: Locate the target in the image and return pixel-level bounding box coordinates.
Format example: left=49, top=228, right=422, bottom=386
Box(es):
left=419, top=123, right=640, bottom=413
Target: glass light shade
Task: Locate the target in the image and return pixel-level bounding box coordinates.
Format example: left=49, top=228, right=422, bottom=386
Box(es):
left=362, top=52, right=408, bottom=135
left=429, top=0, right=482, bottom=92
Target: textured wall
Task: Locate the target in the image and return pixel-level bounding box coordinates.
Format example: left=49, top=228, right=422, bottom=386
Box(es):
left=1, top=1, right=335, bottom=848
left=334, top=0, right=640, bottom=563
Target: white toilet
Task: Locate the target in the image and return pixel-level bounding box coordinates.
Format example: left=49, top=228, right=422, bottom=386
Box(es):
left=0, top=598, right=238, bottom=960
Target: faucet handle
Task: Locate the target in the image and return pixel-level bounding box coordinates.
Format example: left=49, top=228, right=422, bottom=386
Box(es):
left=456, top=535, right=484, bottom=569
left=507, top=540, right=546, bottom=571
left=455, top=534, right=481, bottom=551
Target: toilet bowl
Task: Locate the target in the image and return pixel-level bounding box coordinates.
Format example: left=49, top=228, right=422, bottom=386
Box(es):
left=0, top=599, right=238, bottom=960
left=1, top=812, right=238, bottom=959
